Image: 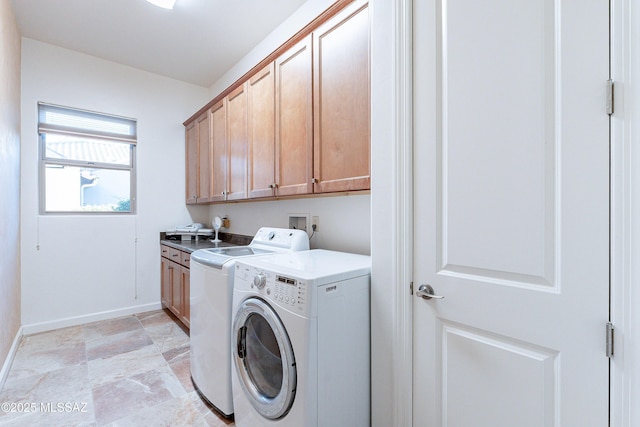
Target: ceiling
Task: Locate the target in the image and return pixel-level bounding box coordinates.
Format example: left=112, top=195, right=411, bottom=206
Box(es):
left=10, top=0, right=308, bottom=87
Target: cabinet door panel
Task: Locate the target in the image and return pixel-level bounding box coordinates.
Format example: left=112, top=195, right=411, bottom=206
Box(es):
left=210, top=100, right=227, bottom=202
left=185, top=122, right=198, bottom=204
left=169, top=260, right=181, bottom=317
left=313, top=2, right=370, bottom=193
left=161, top=257, right=171, bottom=308
left=248, top=64, right=276, bottom=199
left=181, top=267, right=190, bottom=328
left=227, top=83, right=248, bottom=201
left=276, top=36, right=314, bottom=196
left=196, top=111, right=211, bottom=203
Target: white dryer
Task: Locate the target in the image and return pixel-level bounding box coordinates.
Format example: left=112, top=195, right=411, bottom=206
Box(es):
left=190, top=227, right=309, bottom=417
left=231, top=249, right=371, bottom=427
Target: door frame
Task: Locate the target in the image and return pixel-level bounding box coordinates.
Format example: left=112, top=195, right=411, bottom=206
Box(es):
left=610, top=0, right=640, bottom=426
left=371, top=0, right=638, bottom=425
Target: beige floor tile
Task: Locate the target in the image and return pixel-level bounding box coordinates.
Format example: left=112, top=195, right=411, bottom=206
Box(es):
left=86, top=329, right=153, bottom=361
left=88, top=344, right=169, bottom=388
left=145, top=320, right=190, bottom=353
left=0, top=310, right=234, bottom=427
left=0, top=364, right=95, bottom=426
left=92, top=365, right=185, bottom=425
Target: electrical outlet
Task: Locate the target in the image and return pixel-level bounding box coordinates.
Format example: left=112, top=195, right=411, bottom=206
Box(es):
left=311, top=216, right=319, bottom=232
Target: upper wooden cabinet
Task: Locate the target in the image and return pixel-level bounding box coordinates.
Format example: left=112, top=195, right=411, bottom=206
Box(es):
left=185, top=110, right=211, bottom=204
left=248, top=64, right=276, bottom=199
left=313, top=1, right=370, bottom=193
left=210, top=99, right=227, bottom=203
left=275, top=35, right=314, bottom=197
left=196, top=111, right=211, bottom=203
left=184, top=1, right=370, bottom=204
left=226, top=83, right=249, bottom=201
left=185, top=121, right=198, bottom=204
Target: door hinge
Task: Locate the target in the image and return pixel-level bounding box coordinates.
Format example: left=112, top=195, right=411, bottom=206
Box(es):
left=606, top=322, right=614, bottom=358
left=606, top=79, right=614, bottom=115
left=410, top=281, right=414, bottom=295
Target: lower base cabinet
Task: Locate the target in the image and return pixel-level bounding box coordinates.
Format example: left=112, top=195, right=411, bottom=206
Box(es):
left=160, top=244, right=191, bottom=328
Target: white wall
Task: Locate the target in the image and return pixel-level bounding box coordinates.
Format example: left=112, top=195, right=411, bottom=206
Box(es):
left=0, top=0, right=22, bottom=384
left=20, top=39, right=210, bottom=332
left=369, top=0, right=397, bottom=425
left=209, top=194, right=370, bottom=255
left=208, top=0, right=337, bottom=98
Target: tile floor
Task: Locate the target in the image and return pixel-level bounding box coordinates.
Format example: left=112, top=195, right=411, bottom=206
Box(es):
left=0, top=310, right=235, bottom=426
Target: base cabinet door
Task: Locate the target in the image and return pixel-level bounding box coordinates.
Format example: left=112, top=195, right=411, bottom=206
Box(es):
left=180, top=267, right=190, bottom=327
left=169, top=260, right=182, bottom=317
left=161, top=257, right=171, bottom=308
left=160, top=244, right=191, bottom=329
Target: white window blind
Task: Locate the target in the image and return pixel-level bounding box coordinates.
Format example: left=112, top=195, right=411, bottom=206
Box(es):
left=38, top=103, right=137, bottom=144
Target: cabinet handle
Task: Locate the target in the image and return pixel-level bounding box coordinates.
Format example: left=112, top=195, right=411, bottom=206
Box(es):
left=312, top=178, right=318, bottom=184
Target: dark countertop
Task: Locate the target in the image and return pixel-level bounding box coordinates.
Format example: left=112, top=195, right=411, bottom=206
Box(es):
left=160, top=232, right=253, bottom=253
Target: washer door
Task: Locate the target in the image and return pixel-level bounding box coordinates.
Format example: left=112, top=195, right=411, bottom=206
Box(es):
left=233, top=297, right=296, bottom=419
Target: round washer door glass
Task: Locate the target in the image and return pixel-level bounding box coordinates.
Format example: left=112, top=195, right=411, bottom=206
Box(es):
left=233, top=298, right=296, bottom=419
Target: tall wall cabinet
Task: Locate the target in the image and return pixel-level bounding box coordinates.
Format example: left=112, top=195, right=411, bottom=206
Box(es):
left=184, top=0, right=369, bottom=204
left=185, top=109, right=212, bottom=204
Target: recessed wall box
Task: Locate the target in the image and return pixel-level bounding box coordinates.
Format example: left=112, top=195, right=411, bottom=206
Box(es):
left=288, top=214, right=310, bottom=233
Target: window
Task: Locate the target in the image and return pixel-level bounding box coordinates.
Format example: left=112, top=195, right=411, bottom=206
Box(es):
left=38, top=103, right=137, bottom=213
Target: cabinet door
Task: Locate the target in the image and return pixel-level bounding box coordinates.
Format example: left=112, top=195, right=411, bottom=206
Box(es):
left=227, top=83, right=248, bottom=200
left=181, top=266, right=190, bottom=328
left=210, top=99, right=227, bottom=202
left=248, top=63, right=276, bottom=199
left=185, top=121, right=198, bottom=204
left=169, top=260, right=182, bottom=317
left=161, top=256, right=171, bottom=308
left=313, top=1, right=370, bottom=193
left=275, top=35, right=314, bottom=196
left=196, top=111, right=211, bottom=203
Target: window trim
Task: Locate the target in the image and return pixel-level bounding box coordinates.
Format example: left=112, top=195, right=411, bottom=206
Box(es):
left=38, top=102, right=137, bottom=215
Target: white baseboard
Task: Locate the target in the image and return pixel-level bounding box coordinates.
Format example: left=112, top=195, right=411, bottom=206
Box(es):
left=21, top=302, right=163, bottom=336
left=0, top=326, right=23, bottom=390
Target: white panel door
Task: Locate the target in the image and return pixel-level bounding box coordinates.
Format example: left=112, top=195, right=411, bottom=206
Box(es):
left=413, top=0, right=610, bottom=425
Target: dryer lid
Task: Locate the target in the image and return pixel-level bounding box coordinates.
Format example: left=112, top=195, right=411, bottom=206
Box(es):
left=191, top=246, right=272, bottom=268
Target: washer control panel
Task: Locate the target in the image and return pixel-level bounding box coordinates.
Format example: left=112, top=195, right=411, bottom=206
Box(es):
left=235, top=264, right=308, bottom=315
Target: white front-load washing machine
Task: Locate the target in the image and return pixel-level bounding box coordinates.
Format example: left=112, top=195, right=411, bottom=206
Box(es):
left=231, top=249, right=371, bottom=427
left=190, top=227, right=309, bottom=417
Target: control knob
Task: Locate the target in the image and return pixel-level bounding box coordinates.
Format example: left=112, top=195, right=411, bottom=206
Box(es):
left=253, top=273, right=267, bottom=289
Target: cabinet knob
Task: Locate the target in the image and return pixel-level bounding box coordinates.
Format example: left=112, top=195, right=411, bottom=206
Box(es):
left=312, top=178, right=318, bottom=184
